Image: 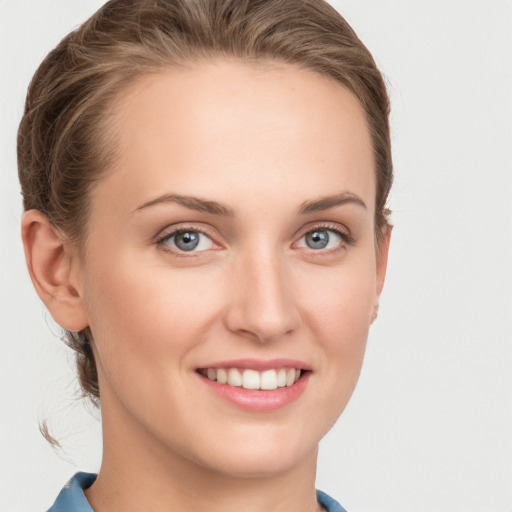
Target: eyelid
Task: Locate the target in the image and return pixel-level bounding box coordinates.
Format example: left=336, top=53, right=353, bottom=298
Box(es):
left=155, top=224, right=222, bottom=254
left=153, top=221, right=355, bottom=256
left=295, top=221, right=356, bottom=246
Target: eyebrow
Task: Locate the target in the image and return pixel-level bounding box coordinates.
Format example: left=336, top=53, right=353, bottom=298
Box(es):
left=133, top=191, right=366, bottom=217
left=133, top=193, right=235, bottom=216
left=298, top=192, right=367, bottom=214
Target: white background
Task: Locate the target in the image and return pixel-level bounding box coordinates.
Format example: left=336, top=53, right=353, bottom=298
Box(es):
left=1, top=1, right=511, bottom=511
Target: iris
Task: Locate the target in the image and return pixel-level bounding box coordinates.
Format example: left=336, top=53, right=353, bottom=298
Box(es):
left=174, top=231, right=200, bottom=251
left=305, top=230, right=330, bottom=249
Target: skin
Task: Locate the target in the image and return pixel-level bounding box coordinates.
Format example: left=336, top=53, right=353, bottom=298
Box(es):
left=22, top=60, right=390, bottom=512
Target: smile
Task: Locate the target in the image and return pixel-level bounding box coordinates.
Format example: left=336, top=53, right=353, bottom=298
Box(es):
left=196, top=360, right=311, bottom=411
left=198, top=367, right=302, bottom=390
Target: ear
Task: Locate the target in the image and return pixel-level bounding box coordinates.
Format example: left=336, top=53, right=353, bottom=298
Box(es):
left=21, top=210, right=88, bottom=332
left=372, top=224, right=392, bottom=322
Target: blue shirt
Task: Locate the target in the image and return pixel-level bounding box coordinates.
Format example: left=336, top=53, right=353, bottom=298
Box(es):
left=47, top=473, right=348, bottom=512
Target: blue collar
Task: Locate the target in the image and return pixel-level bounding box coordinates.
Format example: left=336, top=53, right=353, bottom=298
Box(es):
left=47, top=473, right=348, bottom=512
left=46, top=473, right=96, bottom=512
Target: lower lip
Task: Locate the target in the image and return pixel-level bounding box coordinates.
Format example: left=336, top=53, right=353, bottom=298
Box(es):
left=198, top=372, right=311, bottom=412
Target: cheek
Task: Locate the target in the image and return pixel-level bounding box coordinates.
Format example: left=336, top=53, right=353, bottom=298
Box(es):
left=81, top=251, right=223, bottom=376
left=80, top=254, right=226, bottom=435
left=300, top=257, right=376, bottom=341
left=298, top=256, right=376, bottom=409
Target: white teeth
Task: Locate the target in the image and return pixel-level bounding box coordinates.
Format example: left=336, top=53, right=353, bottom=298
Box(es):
left=202, top=366, right=303, bottom=390
left=227, top=368, right=242, bottom=387
left=260, top=369, right=278, bottom=390
left=217, top=368, right=228, bottom=384
left=277, top=368, right=287, bottom=387
left=242, top=369, right=260, bottom=389
left=286, top=368, right=296, bottom=386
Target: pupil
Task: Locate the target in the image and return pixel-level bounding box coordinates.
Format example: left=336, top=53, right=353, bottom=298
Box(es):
left=176, top=231, right=199, bottom=251
left=306, top=230, right=329, bottom=249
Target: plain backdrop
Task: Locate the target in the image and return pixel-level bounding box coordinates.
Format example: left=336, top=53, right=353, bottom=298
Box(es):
left=1, top=1, right=511, bottom=511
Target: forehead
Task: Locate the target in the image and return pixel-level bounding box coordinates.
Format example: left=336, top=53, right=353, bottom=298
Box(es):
left=96, top=59, right=376, bottom=214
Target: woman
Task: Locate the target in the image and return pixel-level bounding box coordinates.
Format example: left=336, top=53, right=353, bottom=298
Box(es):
left=18, top=0, right=392, bottom=510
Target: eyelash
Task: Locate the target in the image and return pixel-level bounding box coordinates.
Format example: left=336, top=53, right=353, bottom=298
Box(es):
left=156, top=226, right=218, bottom=257
left=295, top=222, right=356, bottom=253
left=155, top=223, right=355, bottom=256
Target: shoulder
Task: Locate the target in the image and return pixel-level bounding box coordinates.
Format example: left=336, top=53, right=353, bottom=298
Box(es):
left=46, top=473, right=96, bottom=512
left=317, top=490, right=349, bottom=512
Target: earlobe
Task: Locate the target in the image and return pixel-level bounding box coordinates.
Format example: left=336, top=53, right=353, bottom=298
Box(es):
left=21, top=210, right=88, bottom=332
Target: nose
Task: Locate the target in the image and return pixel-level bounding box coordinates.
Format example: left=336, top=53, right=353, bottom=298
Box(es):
left=224, top=248, right=301, bottom=343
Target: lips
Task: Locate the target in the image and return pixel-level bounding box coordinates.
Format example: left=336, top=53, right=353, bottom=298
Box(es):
left=196, top=360, right=311, bottom=411
left=198, top=367, right=301, bottom=390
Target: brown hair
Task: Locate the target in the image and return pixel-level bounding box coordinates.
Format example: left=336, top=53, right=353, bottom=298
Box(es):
left=18, top=0, right=392, bottom=404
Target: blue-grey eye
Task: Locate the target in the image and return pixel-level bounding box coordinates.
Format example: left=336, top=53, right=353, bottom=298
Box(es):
left=298, top=228, right=343, bottom=250
left=162, top=230, right=214, bottom=252
left=305, top=230, right=329, bottom=249
left=174, top=231, right=200, bottom=251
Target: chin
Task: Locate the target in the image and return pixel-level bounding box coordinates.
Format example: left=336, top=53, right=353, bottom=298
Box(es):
left=188, top=430, right=319, bottom=479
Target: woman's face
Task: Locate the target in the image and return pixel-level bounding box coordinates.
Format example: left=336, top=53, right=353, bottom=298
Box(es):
left=75, top=60, right=389, bottom=477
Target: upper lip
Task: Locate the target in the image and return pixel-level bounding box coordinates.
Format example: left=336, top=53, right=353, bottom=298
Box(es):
left=196, top=358, right=312, bottom=371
